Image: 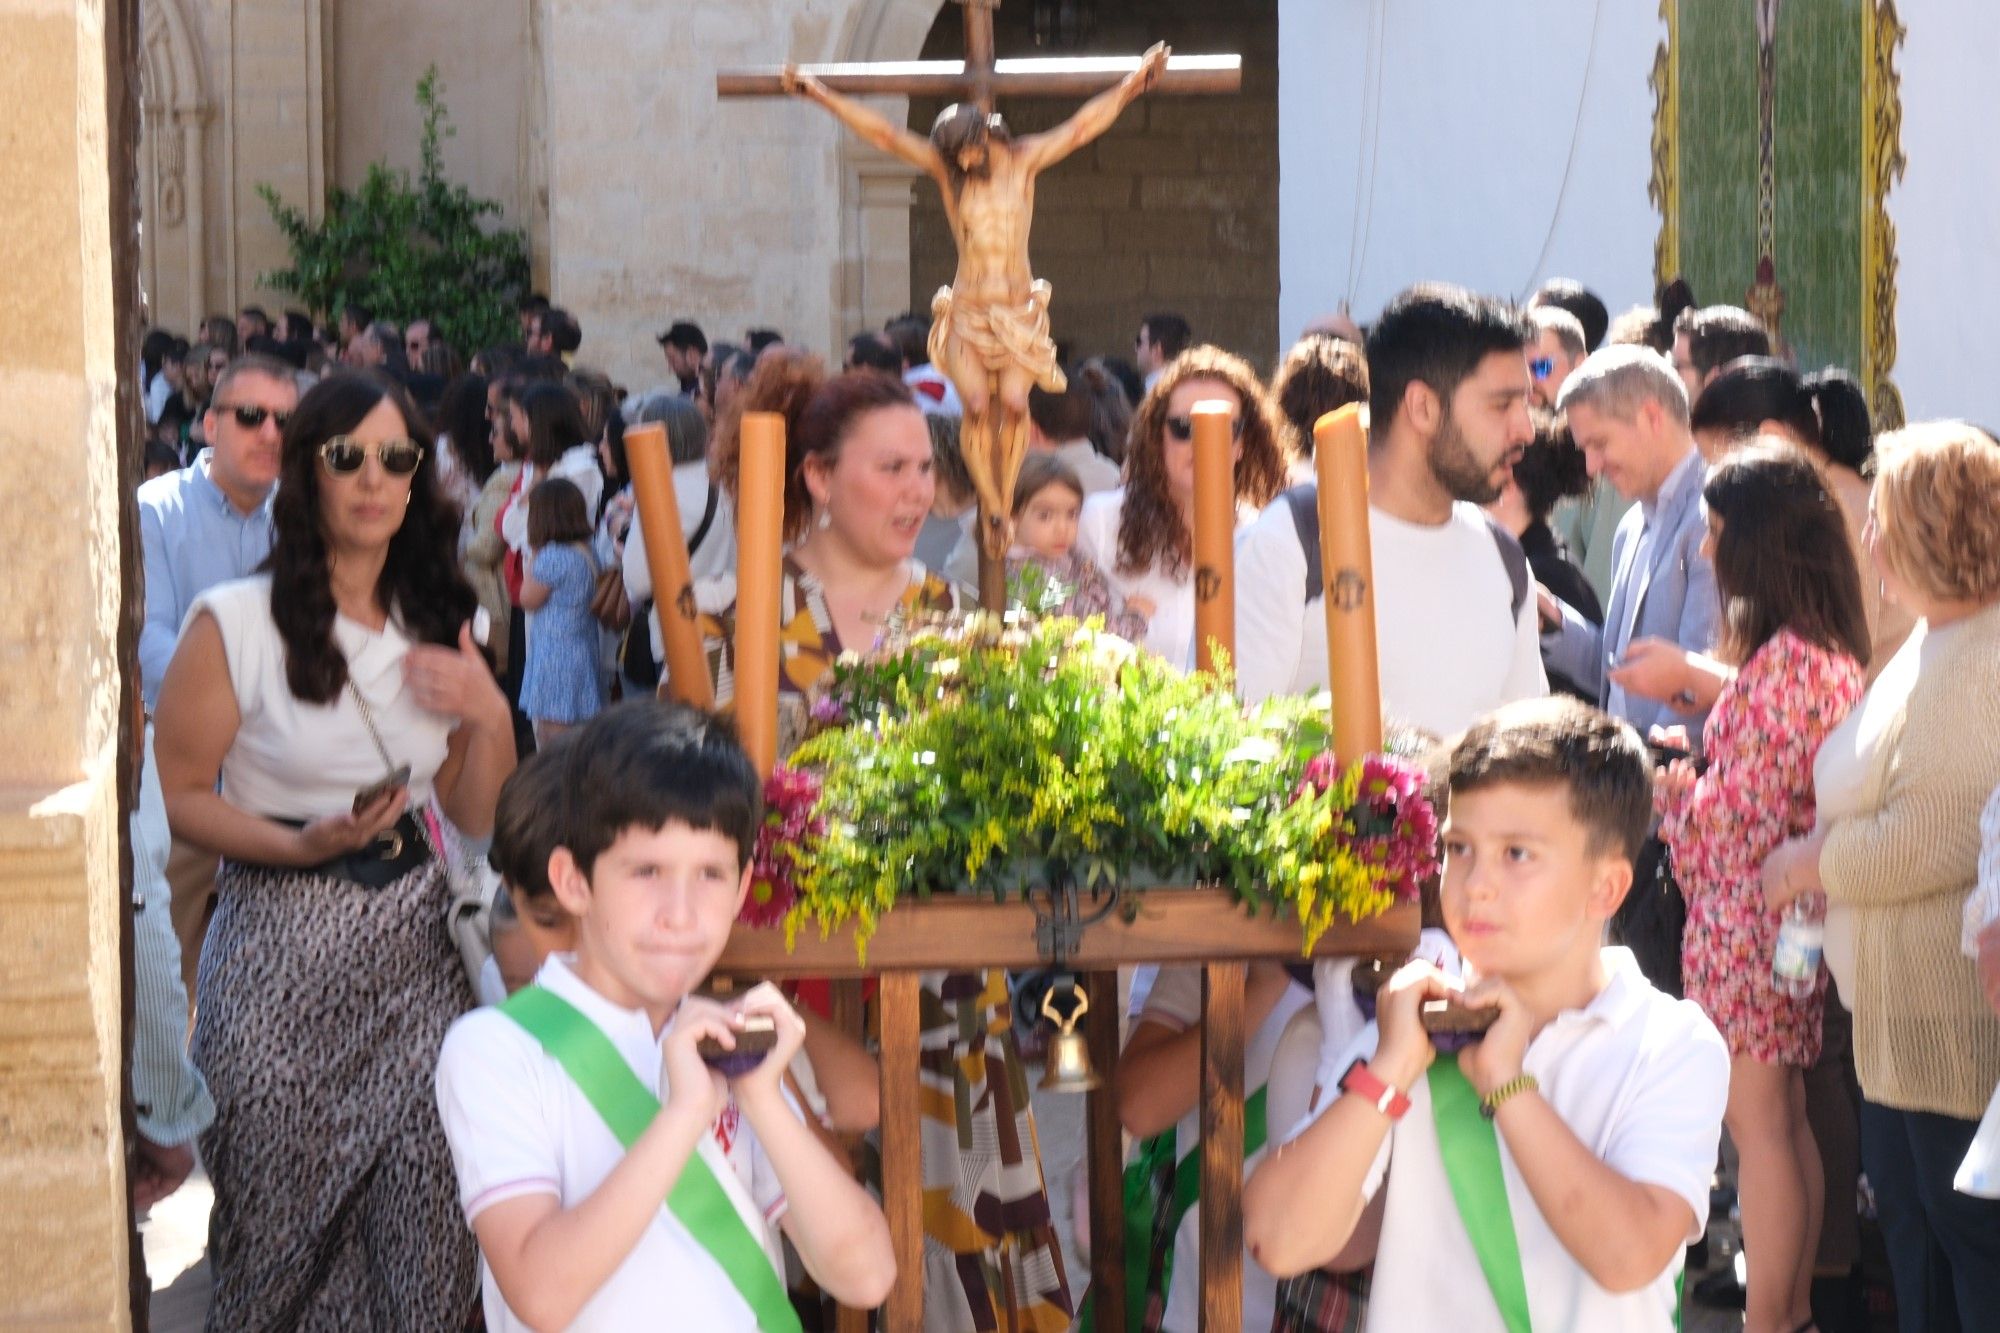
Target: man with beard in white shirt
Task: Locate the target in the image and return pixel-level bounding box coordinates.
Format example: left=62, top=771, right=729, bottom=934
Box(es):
left=1234, top=283, right=1546, bottom=731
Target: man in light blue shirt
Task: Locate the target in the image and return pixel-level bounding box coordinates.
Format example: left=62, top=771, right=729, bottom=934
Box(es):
left=130, top=726, right=215, bottom=1212
left=137, top=353, right=297, bottom=991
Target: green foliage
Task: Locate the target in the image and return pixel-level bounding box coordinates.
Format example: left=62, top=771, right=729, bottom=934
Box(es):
left=257, top=66, right=529, bottom=354
left=787, top=614, right=1418, bottom=955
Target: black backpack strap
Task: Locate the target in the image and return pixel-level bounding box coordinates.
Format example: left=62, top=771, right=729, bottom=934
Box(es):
left=1483, top=514, right=1530, bottom=621
left=686, top=481, right=721, bottom=555
left=1283, top=483, right=1323, bottom=605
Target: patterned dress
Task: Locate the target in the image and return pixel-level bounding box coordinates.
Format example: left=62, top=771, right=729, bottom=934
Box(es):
left=1659, top=628, right=1864, bottom=1065
left=1006, top=548, right=1150, bottom=644
left=519, top=542, right=605, bottom=725
left=706, top=559, right=1075, bottom=1330
left=195, top=859, right=478, bottom=1330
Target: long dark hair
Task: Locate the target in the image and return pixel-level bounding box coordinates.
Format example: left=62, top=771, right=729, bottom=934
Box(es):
left=1690, top=356, right=1825, bottom=454
left=438, top=372, right=495, bottom=484
left=265, top=372, right=478, bottom=703
left=517, top=380, right=587, bottom=471
left=1702, top=441, right=1869, bottom=669
left=1802, top=368, right=1875, bottom=473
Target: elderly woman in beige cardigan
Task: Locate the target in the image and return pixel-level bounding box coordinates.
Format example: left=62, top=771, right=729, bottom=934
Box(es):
left=1762, top=422, right=2000, bottom=1333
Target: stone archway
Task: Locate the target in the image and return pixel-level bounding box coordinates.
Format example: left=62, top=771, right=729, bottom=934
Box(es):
left=138, top=0, right=212, bottom=332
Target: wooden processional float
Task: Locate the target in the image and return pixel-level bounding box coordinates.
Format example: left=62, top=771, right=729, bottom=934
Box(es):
left=629, top=403, right=1412, bottom=1330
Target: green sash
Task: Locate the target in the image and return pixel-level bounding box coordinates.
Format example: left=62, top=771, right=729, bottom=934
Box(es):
left=1084, top=1084, right=1269, bottom=1333
left=1429, top=1061, right=1532, bottom=1333
left=501, top=985, right=803, bottom=1333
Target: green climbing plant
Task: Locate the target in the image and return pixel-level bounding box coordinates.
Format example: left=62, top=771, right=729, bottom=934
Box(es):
left=257, top=65, right=530, bottom=355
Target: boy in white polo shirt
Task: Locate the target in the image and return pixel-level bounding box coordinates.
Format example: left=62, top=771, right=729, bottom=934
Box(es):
left=1243, top=697, right=1728, bottom=1331
left=436, top=701, right=894, bottom=1330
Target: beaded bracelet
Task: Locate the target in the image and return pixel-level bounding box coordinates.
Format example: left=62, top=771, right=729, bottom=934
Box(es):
left=1479, top=1072, right=1539, bottom=1120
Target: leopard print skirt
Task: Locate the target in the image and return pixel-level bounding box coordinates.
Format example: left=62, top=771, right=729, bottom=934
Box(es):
left=192, top=856, right=477, bottom=1331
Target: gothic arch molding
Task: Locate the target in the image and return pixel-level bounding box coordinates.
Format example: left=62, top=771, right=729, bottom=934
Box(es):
left=139, top=0, right=212, bottom=331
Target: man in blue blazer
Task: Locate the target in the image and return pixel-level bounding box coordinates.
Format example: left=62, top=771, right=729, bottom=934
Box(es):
left=1540, top=344, right=1717, bottom=995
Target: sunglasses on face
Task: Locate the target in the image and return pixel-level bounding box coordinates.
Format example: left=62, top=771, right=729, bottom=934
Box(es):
left=1529, top=357, right=1555, bottom=380
left=216, top=403, right=291, bottom=431
left=1164, top=413, right=1245, bottom=444
left=318, top=435, right=425, bottom=477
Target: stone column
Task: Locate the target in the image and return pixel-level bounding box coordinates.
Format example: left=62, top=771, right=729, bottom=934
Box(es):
left=0, top=0, right=135, bottom=1324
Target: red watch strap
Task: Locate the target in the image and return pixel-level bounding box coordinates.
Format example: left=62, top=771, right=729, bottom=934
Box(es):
left=1340, top=1058, right=1411, bottom=1120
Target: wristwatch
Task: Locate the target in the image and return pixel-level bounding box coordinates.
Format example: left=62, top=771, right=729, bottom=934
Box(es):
left=1339, top=1058, right=1412, bottom=1121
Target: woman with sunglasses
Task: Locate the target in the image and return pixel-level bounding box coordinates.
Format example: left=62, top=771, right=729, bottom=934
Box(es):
left=1074, top=345, right=1291, bottom=661
left=153, top=371, right=515, bottom=1328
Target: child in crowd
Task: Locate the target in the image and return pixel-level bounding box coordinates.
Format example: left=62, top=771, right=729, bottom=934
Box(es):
left=1008, top=452, right=1151, bottom=641
left=519, top=477, right=605, bottom=744
left=142, top=437, right=184, bottom=482
left=1243, top=697, right=1729, bottom=1331
left=1655, top=443, right=1868, bottom=1333
left=1118, top=960, right=1314, bottom=1329
left=482, top=732, right=580, bottom=999
left=436, top=701, right=895, bottom=1329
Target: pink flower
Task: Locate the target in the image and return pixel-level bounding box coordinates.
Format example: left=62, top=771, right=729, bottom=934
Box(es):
left=1293, top=752, right=1440, bottom=904
left=743, top=765, right=825, bottom=927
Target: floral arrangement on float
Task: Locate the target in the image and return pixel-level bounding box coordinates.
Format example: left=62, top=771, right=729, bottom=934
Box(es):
left=742, top=611, right=1438, bottom=957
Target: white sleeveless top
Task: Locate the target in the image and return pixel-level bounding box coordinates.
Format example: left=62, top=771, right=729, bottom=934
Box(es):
left=187, top=575, right=454, bottom=821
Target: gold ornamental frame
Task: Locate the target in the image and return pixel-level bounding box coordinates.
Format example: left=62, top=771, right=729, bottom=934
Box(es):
left=1649, top=0, right=1905, bottom=427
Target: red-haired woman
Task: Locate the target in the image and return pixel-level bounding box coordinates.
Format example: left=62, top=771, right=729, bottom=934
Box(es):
left=703, top=364, right=1072, bottom=1329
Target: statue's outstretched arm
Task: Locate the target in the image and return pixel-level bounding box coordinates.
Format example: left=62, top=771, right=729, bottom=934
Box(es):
left=1017, top=42, right=1170, bottom=175
left=783, top=66, right=945, bottom=184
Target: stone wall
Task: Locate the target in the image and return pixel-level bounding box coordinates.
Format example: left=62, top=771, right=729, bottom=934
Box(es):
left=908, top=0, right=1281, bottom=371
left=540, top=0, right=865, bottom=391
left=138, top=0, right=543, bottom=338
left=1, top=0, right=135, bottom=1321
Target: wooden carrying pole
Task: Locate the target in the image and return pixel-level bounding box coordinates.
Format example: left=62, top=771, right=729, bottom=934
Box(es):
left=623, top=422, right=713, bottom=708
left=1190, top=401, right=1237, bottom=676
left=1313, top=404, right=1383, bottom=769
left=1188, top=397, right=1248, bottom=1329
left=734, top=412, right=787, bottom=777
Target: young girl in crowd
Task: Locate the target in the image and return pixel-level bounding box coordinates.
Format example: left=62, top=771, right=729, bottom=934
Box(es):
left=518, top=478, right=605, bottom=744
left=1008, top=452, right=1151, bottom=641
left=1655, top=443, right=1870, bottom=1333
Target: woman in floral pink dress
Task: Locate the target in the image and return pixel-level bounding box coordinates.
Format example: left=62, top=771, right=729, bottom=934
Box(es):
left=1658, top=443, right=1870, bottom=1333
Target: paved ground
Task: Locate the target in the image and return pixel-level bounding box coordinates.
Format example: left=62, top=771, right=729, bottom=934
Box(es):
left=142, top=1092, right=1749, bottom=1331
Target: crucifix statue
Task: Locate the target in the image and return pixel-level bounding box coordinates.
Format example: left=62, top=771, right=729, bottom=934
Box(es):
left=721, top=0, right=1239, bottom=604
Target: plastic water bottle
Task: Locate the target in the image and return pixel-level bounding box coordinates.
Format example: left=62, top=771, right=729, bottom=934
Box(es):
left=1773, top=893, right=1825, bottom=999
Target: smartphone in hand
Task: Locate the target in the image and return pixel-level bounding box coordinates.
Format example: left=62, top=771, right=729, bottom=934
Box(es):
left=352, top=764, right=412, bottom=815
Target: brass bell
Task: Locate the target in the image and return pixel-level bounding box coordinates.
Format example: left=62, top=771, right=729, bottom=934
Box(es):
left=1038, top=982, right=1101, bottom=1093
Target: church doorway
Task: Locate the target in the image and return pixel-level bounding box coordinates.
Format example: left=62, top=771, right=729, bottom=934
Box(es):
left=905, top=0, right=1280, bottom=371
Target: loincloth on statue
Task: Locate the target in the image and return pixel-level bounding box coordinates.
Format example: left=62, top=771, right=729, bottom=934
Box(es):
left=928, top=281, right=1067, bottom=392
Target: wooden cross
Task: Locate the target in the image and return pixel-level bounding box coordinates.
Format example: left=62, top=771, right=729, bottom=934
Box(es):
left=718, top=0, right=1240, bottom=108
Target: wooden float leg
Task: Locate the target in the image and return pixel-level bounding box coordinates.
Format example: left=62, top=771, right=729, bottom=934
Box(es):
left=1084, top=968, right=1126, bottom=1330
left=831, top=978, right=870, bottom=1333
left=881, top=970, right=924, bottom=1331
left=1200, top=961, right=1247, bottom=1332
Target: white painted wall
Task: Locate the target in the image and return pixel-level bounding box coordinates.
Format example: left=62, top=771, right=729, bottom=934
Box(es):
left=1889, top=5, right=2000, bottom=429
left=1278, top=0, right=1663, bottom=341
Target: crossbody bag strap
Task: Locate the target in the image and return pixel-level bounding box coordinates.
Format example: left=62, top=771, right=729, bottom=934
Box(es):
left=345, top=677, right=397, bottom=774
left=1428, top=1060, right=1533, bottom=1333
left=501, top=986, right=803, bottom=1332
left=687, top=479, right=721, bottom=554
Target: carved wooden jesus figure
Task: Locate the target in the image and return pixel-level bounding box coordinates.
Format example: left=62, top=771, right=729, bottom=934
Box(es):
left=782, top=42, right=1170, bottom=557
